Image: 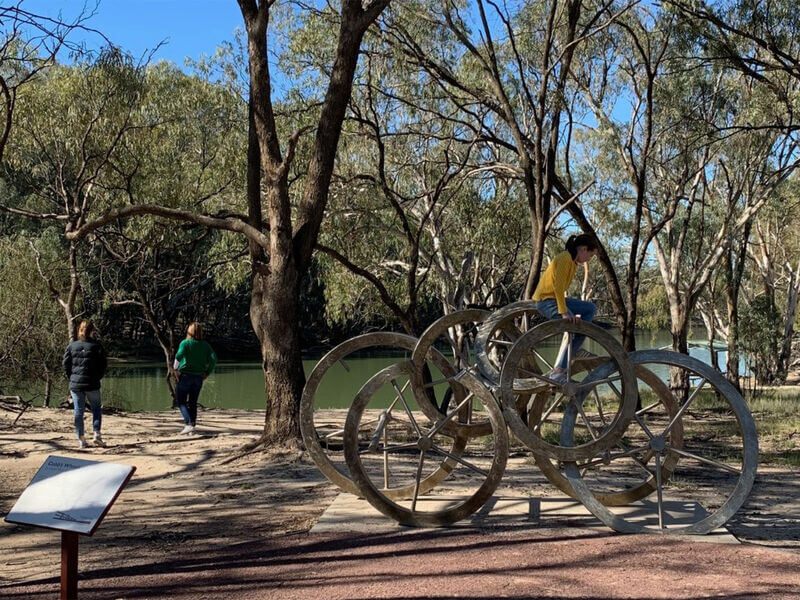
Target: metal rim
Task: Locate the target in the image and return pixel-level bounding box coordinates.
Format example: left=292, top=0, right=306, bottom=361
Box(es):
left=498, top=319, right=638, bottom=461
left=300, top=332, right=464, bottom=495
left=474, top=300, right=541, bottom=385
left=410, top=308, right=494, bottom=437
left=533, top=364, right=683, bottom=506
left=563, top=350, right=759, bottom=534
left=344, top=362, right=508, bottom=527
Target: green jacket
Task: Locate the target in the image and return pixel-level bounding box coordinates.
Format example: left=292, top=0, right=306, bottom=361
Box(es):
left=175, top=339, right=217, bottom=376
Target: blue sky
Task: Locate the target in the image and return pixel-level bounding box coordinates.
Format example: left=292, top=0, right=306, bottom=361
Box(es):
left=22, top=0, right=244, bottom=66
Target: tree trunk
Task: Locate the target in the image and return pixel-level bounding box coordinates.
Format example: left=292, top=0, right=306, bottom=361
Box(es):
left=669, top=307, right=690, bottom=402
left=251, top=264, right=305, bottom=446
left=777, top=267, right=800, bottom=382
left=44, top=372, right=52, bottom=407
left=64, top=242, right=80, bottom=341
left=725, top=296, right=741, bottom=391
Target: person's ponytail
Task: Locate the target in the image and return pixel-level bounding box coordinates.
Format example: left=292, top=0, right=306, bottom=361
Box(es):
left=565, top=233, right=598, bottom=259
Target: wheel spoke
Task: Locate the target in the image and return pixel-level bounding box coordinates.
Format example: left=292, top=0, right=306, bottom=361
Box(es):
left=668, top=446, right=741, bottom=474
left=431, top=445, right=490, bottom=477
left=533, top=349, right=554, bottom=372
left=518, top=368, right=559, bottom=386
left=580, top=442, right=650, bottom=469
left=531, top=393, right=565, bottom=434
left=636, top=400, right=665, bottom=417
left=322, top=428, right=345, bottom=441
left=663, top=378, right=708, bottom=437
left=421, top=373, right=465, bottom=388
left=367, top=410, right=392, bottom=452
left=410, top=451, right=426, bottom=513
left=654, top=452, right=665, bottom=530
left=382, top=426, right=390, bottom=488
left=576, top=374, right=623, bottom=392
left=607, top=380, right=623, bottom=400
left=427, top=391, right=475, bottom=438
left=360, top=440, right=419, bottom=455
left=392, top=378, right=423, bottom=437
left=592, top=388, right=609, bottom=427
left=633, top=412, right=656, bottom=440
left=575, top=400, right=600, bottom=441
left=566, top=332, right=573, bottom=380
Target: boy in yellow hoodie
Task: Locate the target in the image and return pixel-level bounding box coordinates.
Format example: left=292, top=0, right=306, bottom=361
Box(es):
left=532, top=234, right=598, bottom=383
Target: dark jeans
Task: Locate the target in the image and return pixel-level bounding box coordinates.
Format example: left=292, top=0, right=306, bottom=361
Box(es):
left=534, top=298, right=597, bottom=370
left=176, top=373, right=204, bottom=425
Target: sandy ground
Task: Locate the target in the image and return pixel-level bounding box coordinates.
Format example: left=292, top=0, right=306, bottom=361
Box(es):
left=1, top=405, right=799, bottom=598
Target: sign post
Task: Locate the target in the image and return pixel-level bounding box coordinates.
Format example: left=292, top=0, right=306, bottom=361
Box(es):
left=4, top=455, right=136, bottom=599
left=61, top=531, right=79, bottom=600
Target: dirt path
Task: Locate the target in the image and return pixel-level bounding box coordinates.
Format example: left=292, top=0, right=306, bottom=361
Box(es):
left=1, top=406, right=799, bottom=598
left=2, top=529, right=800, bottom=599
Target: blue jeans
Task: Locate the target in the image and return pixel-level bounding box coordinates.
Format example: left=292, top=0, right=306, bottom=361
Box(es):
left=176, top=373, right=204, bottom=425
left=535, top=298, right=598, bottom=370
left=71, top=389, right=102, bottom=438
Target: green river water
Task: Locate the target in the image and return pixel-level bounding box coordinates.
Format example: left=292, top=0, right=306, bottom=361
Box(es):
left=23, top=329, right=731, bottom=411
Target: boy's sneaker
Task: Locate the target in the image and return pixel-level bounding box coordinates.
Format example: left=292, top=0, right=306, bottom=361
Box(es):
left=573, top=349, right=598, bottom=360
left=78, top=437, right=88, bottom=449
left=180, top=425, right=195, bottom=435
left=546, top=370, right=569, bottom=385
left=93, top=433, right=107, bottom=447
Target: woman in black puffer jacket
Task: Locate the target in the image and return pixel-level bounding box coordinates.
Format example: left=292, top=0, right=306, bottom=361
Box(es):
left=63, top=320, right=108, bottom=449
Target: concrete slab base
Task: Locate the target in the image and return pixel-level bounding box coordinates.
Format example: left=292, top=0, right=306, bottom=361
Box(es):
left=311, top=493, right=739, bottom=543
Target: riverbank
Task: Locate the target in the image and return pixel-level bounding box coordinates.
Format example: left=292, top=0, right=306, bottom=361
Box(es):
left=1, top=406, right=799, bottom=590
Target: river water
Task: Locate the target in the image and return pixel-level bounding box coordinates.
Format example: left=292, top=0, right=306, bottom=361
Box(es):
left=88, top=329, right=732, bottom=412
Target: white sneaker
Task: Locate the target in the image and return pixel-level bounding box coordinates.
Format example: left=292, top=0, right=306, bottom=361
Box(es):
left=93, top=433, right=107, bottom=447
left=180, top=425, right=195, bottom=435
left=546, top=370, right=569, bottom=385
left=78, top=437, right=88, bottom=449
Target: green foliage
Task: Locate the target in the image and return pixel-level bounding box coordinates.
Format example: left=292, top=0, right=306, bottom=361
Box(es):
left=740, top=296, right=783, bottom=385
left=0, top=235, right=66, bottom=392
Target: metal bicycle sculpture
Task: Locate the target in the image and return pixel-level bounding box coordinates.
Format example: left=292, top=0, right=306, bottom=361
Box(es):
left=300, top=302, right=759, bottom=534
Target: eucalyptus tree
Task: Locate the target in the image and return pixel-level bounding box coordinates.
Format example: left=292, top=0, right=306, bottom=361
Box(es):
left=0, top=49, right=146, bottom=341
left=0, top=54, right=247, bottom=399
left=63, top=1, right=390, bottom=447
left=570, top=5, right=678, bottom=349
left=745, top=189, right=800, bottom=383
left=0, top=234, right=67, bottom=404
left=664, top=0, right=800, bottom=382
left=668, top=0, right=800, bottom=126
left=0, top=4, right=104, bottom=162
left=97, top=60, right=248, bottom=389
left=315, top=40, right=529, bottom=337
left=381, top=0, right=634, bottom=332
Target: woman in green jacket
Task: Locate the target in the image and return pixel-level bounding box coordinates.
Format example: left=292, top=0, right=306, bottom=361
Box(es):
left=173, top=322, right=217, bottom=434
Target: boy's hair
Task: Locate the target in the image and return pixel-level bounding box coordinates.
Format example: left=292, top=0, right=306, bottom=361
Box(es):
left=565, top=233, right=599, bottom=259
left=187, top=322, right=203, bottom=340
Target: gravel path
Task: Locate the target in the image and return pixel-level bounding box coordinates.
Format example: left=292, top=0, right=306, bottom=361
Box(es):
left=2, top=528, right=800, bottom=599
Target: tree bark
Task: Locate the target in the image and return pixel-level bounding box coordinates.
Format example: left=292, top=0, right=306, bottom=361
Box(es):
left=238, top=0, right=389, bottom=446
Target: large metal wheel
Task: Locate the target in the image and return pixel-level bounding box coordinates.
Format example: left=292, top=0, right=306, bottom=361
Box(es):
left=562, top=350, right=758, bottom=534
left=300, top=332, right=466, bottom=496
left=474, top=300, right=542, bottom=385
left=410, top=308, right=493, bottom=437
left=532, top=364, right=683, bottom=506
left=499, top=320, right=639, bottom=462
left=344, top=361, right=508, bottom=527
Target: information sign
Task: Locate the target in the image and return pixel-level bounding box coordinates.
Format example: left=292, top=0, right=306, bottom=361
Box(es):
left=5, top=455, right=135, bottom=535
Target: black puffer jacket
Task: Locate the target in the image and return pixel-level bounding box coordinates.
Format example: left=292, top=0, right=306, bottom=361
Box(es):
left=63, top=339, right=107, bottom=391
